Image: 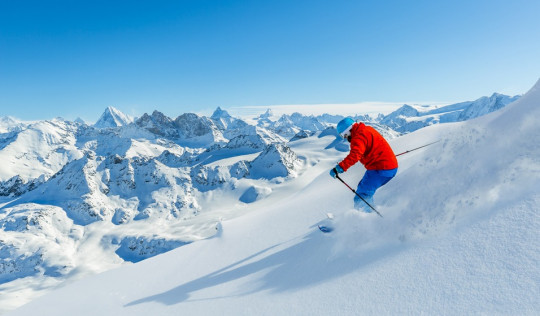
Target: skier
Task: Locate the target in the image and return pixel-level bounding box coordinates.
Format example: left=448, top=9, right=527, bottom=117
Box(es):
left=329, top=117, right=398, bottom=212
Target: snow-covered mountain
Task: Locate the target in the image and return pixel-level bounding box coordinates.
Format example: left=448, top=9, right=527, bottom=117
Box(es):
left=93, top=106, right=134, bottom=129
left=248, top=143, right=302, bottom=179
left=134, top=110, right=227, bottom=148
left=380, top=93, right=520, bottom=133
left=0, top=117, right=27, bottom=134
left=0, top=119, right=82, bottom=182
left=0, top=88, right=530, bottom=314
left=0, top=107, right=309, bottom=310
left=210, top=106, right=249, bottom=131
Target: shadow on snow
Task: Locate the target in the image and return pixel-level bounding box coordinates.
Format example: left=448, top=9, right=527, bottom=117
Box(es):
left=125, top=228, right=401, bottom=307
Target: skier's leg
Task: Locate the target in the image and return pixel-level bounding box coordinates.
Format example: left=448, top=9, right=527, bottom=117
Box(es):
left=354, top=168, right=398, bottom=212
left=354, top=170, right=377, bottom=212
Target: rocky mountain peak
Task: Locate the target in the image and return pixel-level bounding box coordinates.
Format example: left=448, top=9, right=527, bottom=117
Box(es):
left=259, top=109, right=274, bottom=119
left=94, top=106, right=133, bottom=129
left=211, top=107, right=231, bottom=120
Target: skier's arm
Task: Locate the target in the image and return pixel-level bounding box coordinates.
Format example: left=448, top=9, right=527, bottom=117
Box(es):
left=338, top=135, right=367, bottom=172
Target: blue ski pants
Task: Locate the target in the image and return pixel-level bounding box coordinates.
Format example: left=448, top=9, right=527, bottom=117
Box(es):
left=354, top=168, right=398, bottom=212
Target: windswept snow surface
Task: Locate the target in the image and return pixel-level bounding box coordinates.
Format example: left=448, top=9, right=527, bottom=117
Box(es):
left=7, top=81, right=540, bottom=315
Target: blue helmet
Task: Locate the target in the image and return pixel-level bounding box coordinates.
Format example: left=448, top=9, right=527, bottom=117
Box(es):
left=337, top=117, right=355, bottom=137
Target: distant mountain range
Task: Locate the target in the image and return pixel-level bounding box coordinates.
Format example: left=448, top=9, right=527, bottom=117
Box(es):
left=0, top=92, right=519, bottom=290
left=379, top=93, right=520, bottom=133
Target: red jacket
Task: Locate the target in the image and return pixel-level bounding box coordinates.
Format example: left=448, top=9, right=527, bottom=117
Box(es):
left=338, top=123, right=398, bottom=171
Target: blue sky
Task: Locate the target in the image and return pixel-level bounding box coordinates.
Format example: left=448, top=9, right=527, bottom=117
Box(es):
left=1, top=0, right=539, bottom=121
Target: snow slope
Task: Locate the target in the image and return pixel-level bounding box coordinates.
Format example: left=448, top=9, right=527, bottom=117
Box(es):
left=7, top=80, right=539, bottom=315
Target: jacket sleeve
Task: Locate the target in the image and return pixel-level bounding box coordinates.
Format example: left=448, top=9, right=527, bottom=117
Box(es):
left=338, top=134, right=367, bottom=171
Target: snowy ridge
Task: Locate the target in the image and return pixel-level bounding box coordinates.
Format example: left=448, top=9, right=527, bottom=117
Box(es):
left=0, top=88, right=531, bottom=314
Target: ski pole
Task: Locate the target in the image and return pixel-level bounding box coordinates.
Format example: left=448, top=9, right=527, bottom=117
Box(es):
left=395, top=140, right=440, bottom=157
left=335, top=174, right=383, bottom=218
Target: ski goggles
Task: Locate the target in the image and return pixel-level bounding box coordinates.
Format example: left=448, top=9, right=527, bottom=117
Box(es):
left=339, top=124, right=353, bottom=139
